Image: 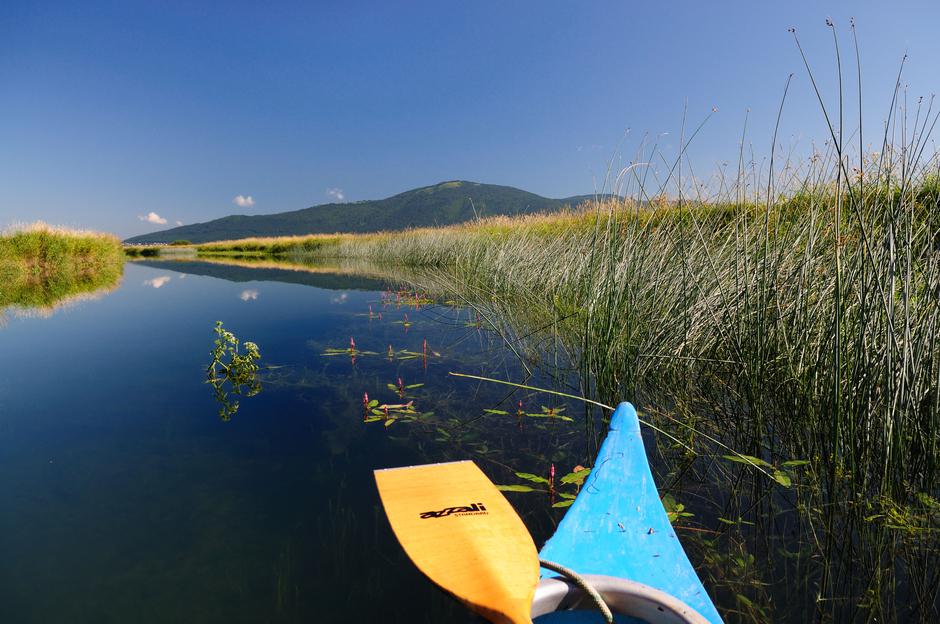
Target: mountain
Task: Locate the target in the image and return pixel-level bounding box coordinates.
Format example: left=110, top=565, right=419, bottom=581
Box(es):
left=125, top=181, right=607, bottom=244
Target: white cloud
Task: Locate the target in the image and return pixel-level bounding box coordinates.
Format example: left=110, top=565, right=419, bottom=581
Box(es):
left=330, top=292, right=348, bottom=304
left=144, top=276, right=171, bottom=289
left=326, top=187, right=345, bottom=201
left=139, top=212, right=168, bottom=225
left=233, top=194, right=255, bottom=208
left=240, top=289, right=259, bottom=301
left=175, top=220, right=183, bottom=226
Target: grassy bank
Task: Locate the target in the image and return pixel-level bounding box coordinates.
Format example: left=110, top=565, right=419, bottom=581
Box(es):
left=0, top=223, right=124, bottom=311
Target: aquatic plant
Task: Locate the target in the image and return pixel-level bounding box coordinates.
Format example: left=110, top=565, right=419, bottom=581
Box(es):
left=496, top=464, right=591, bottom=509
left=206, top=320, right=262, bottom=420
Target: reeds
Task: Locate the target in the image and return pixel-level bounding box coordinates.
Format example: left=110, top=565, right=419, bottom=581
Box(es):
left=0, top=222, right=124, bottom=311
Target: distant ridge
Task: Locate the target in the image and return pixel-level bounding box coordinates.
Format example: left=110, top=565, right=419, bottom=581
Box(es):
left=125, top=181, right=609, bottom=244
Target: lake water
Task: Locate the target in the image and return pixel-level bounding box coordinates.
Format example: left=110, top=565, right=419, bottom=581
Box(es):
left=0, top=260, right=601, bottom=623
left=2, top=258, right=936, bottom=623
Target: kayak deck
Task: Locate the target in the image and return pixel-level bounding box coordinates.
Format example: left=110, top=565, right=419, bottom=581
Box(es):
left=536, top=402, right=723, bottom=623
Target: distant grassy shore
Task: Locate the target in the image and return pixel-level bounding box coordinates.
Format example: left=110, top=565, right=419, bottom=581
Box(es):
left=0, top=223, right=124, bottom=310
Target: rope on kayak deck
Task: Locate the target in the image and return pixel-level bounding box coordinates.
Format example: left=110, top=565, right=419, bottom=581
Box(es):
left=538, top=559, right=614, bottom=623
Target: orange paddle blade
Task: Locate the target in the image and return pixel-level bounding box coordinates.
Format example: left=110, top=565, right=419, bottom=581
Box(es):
left=375, top=460, right=539, bottom=624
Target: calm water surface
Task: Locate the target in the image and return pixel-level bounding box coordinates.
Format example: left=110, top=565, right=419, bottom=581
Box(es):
left=0, top=261, right=592, bottom=623
left=6, top=259, right=933, bottom=623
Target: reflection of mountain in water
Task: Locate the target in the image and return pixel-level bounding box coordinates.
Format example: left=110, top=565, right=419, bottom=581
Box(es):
left=131, top=258, right=393, bottom=292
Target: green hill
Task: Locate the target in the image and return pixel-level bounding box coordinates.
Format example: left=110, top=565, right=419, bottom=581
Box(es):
left=125, top=181, right=606, bottom=244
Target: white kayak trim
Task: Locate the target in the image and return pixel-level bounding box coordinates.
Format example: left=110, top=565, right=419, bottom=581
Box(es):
left=531, top=574, right=712, bottom=623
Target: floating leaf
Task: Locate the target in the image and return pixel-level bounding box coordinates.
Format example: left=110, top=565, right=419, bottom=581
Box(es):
left=405, top=383, right=424, bottom=389
left=736, top=594, right=755, bottom=608
left=384, top=418, right=397, bottom=428
left=367, top=399, right=379, bottom=408
left=721, top=454, right=773, bottom=469
left=772, top=470, right=792, bottom=487
left=560, top=468, right=591, bottom=486
left=527, top=413, right=574, bottom=422
left=496, top=484, right=538, bottom=493
left=552, top=500, right=574, bottom=508
left=515, top=472, right=550, bottom=484
left=483, top=409, right=510, bottom=415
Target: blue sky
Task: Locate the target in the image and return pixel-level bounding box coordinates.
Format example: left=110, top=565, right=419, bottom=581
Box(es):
left=2, top=1, right=938, bottom=238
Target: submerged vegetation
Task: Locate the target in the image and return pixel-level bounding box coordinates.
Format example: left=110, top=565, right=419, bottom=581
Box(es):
left=0, top=222, right=124, bottom=314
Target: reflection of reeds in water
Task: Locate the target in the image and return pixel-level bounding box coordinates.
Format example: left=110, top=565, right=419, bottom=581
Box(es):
left=0, top=222, right=124, bottom=318
left=1, top=282, right=122, bottom=319
left=165, top=253, right=393, bottom=277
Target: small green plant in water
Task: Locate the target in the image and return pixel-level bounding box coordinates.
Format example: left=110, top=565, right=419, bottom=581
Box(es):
left=361, top=395, right=434, bottom=428
left=207, top=321, right=262, bottom=420
left=483, top=404, right=574, bottom=423
left=497, top=464, right=591, bottom=508
left=387, top=376, right=424, bottom=399
left=661, top=493, right=694, bottom=524
left=322, top=336, right=378, bottom=360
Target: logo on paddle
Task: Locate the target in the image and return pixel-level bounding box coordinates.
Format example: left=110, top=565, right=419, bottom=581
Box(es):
left=419, top=502, right=488, bottom=519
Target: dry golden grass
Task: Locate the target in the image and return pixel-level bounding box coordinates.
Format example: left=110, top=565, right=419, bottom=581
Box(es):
left=192, top=199, right=659, bottom=253
left=2, top=220, right=120, bottom=241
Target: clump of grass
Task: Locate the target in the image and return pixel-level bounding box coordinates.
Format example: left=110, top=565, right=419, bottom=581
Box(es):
left=0, top=222, right=124, bottom=311
left=195, top=234, right=346, bottom=256
left=123, top=245, right=161, bottom=257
